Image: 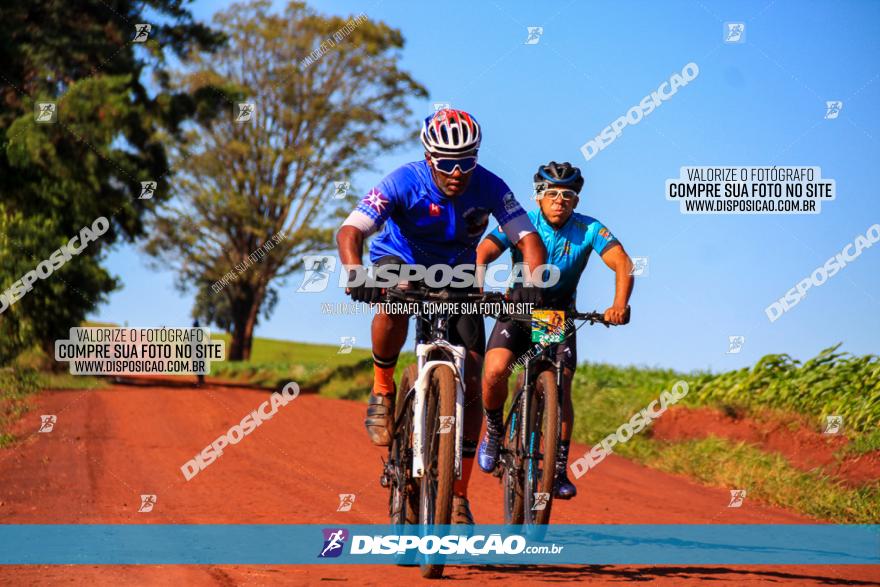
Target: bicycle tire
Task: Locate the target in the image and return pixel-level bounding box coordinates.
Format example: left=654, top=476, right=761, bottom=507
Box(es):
left=525, top=369, right=559, bottom=525
left=502, top=373, right=525, bottom=525
left=420, top=364, right=456, bottom=579
left=389, top=364, right=419, bottom=527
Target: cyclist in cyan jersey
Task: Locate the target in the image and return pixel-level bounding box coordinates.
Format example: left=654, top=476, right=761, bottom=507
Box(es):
left=476, top=161, right=634, bottom=499
left=336, top=109, right=546, bottom=524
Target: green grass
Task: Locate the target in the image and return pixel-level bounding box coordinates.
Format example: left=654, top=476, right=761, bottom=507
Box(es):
left=0, top=356, right=106, bottom=447
left=569, top=362, right=685, bottom=446
left=208, top=334, right=417, bottom=398
left=0, top=368, right=41, bottom=447
left=619, top=436, right=880, bottom=523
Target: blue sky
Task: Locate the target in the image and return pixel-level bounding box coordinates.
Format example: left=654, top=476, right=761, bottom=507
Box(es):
left=95, top=0, right=880, bottom=372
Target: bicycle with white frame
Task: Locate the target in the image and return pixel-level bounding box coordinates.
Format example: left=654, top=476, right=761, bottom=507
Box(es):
left=380, top=285, right=503, bottom=578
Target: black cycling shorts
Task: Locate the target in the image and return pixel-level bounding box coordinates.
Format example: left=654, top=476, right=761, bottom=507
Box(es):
left=486, top=315, right=577, bottom=372
left=375, top=255, right=486, bottom=354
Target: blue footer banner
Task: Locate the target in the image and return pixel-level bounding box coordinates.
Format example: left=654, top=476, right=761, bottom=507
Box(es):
left=1, top=524, right=877, bottom=565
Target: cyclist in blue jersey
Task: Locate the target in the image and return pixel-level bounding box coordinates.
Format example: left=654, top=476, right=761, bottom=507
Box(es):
left=336, top=109, right=546, bottom=523
left=476, top=161, right=634, bottom=499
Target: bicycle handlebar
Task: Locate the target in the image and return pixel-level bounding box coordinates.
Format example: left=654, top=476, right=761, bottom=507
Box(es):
left=382, top=286, right=629, bottom=327
left=500, top=307, right=630, bottom=328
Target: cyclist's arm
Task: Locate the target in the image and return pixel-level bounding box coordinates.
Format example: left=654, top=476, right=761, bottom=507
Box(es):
left=475, top=236, right=503, bottom=291
left=599, top=244, right=634, bottom=323
left=476, top=235, right=504, bottom=266
left=514, top=232, right=547, bottom=284
left=336, top=225, right=365, bottom=268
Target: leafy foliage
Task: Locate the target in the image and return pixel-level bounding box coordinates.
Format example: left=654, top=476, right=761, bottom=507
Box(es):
left=0, top=0, right=224, bottom=364
left=146, top=0, right=427, bottom=359
left=691, top=344, right=880, bottom=433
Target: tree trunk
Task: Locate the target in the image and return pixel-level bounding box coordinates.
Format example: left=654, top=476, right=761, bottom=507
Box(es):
left=228, top=307, right=249, bottom=361
left=227, top=282, right=266, bottom=362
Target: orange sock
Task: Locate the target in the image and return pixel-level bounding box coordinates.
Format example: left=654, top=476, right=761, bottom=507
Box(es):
left=372, top=353, right=398, bottom=396
left=454, top=455, right=475, bottom=497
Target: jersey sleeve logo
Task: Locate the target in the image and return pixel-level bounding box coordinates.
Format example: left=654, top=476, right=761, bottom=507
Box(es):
left=362, top=188, right=389, bottom=214
left=599, top=227, right=612, bottom=240
left=502, top=192, right=520, bottom=213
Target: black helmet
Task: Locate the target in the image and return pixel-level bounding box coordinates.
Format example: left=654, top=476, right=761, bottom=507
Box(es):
left=533, top=161, right=584, bottom=194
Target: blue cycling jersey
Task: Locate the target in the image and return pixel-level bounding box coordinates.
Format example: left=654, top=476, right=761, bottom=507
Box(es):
left=488, top=209, right=620, bottom=306
left=351, top=160, right=530, bottom=266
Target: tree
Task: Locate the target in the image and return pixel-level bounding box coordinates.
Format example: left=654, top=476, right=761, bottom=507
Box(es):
left=0, top=0, right=224, bottom=364
left=146, top=0, right=427, bottom=360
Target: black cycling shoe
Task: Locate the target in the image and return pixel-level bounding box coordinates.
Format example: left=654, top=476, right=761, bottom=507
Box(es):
left=365, top=389, right=395, bottom=447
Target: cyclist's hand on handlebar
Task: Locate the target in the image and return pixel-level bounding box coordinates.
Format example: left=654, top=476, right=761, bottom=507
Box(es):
left=603, top=304, right=630, bottom=325
left=508, top=285, right=543, bottom=307
left=346, top=268, right=384, bottom=303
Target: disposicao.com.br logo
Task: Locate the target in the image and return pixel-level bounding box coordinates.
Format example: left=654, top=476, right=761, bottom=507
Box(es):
left=319, top=530, right=564, bottom=558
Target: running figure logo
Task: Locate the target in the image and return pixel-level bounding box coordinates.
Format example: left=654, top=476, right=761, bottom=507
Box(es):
left=235, top=103, right=255, bottom=123
left=319, top=528, right=349, bottom=557
left=297, top=255, right=337, bottom=293
left=138, top=494, right=157, bottom=512
left=338, top=336, right=355, bottom=354
left=825, top=101, right=843, bottom=120
left=724, top=23, right=745, bottom=43
left=728, top=489, right=747, bottom=508
left=727, top=335, right=745, bottom=354
left=438, top=416, right=455, bottom=435
left=630, top=257, right=649, bottom=277
left=139, top=181, right=157, bottom=200
left=823, top=415, right=843, bottom=435
left=333, top=181, right=350, bottom=199
left=35, top=102, right=57, bottom=123
left=337, top=494, right=356, bottom=512
left=524, top=27, right=544, bottom=45
left=532, top=492, right=550, bottom=510
left=133, top=24, right=152, bottom=43
left=38, top=415, right=57, bottom=433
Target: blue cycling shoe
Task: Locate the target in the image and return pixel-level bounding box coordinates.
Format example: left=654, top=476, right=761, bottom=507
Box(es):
left=554, top=470, right=578, bottom=500
left=478, top=429, right=501, bottom=473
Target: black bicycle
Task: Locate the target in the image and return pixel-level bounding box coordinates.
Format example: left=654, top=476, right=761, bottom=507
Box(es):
left=380, top=286, right=503, bottom=578
left=496, top=307, right=627, bottom=526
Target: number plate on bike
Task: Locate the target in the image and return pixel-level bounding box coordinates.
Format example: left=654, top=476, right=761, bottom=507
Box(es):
left=531, top=310, right=565, bottom=343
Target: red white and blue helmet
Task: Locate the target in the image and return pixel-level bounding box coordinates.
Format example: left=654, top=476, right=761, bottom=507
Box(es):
left=420, top=109, right=481, bottom=156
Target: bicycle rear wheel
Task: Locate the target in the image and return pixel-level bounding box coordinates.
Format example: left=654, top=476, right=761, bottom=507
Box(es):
left=419, top=364, right=456, bottom=579
left=523, top=369, right=559, bottom=525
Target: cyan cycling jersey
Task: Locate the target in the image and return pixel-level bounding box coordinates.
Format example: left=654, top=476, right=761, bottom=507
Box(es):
left=488, top=209, right=620, bottom=307
left=342, top=160, right=534, bottom=266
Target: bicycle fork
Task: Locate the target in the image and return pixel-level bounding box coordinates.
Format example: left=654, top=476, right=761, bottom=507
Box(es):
left=411, top=342, right=466, bottom=480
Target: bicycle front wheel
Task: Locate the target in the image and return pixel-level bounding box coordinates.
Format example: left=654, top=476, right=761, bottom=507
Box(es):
left=419, top=364, right=456, bottom=579
left=524, top=369, right=559, bottom=525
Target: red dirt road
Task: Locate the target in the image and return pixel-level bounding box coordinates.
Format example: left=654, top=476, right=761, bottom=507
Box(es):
left=0, top=378, right=878, bottom=586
